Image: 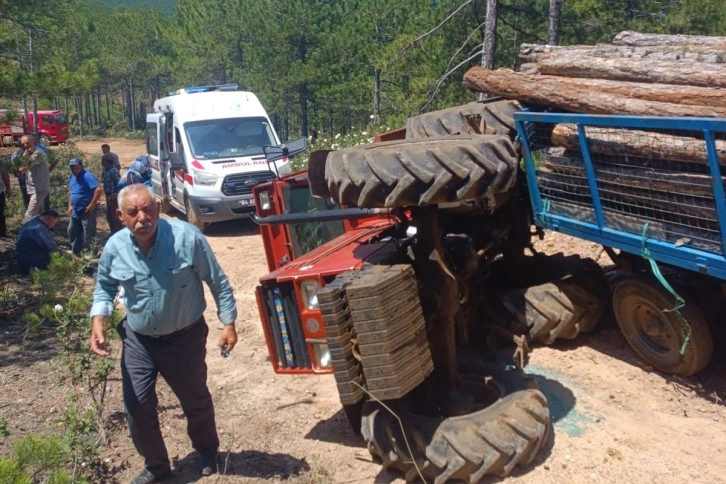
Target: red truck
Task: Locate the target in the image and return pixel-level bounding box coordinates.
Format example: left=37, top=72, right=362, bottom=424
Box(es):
left=0, top=109, right=26, bottom=146
left=25, top=110, right=69, bottom=145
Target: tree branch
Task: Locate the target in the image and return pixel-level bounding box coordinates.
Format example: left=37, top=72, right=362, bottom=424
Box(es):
left=421, top=48, right=483, bottom=112
left=394, top=0, right=474, bottom=63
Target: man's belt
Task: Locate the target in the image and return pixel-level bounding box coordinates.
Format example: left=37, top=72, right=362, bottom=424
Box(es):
left=150, top=316, right=205, bottom=340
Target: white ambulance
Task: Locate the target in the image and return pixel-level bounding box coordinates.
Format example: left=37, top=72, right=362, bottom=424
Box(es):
left=145, top=84, right=295, bottom=230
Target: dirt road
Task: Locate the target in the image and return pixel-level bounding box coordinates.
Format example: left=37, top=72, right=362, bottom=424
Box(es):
left=4, top=138, right=725, bottom=483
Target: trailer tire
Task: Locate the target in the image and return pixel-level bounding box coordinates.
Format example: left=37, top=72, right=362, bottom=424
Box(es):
left=405, top=99, right=522, bottom=139
left=612, top=275, right=713, bottom=376
left=361, top=360, right=550, bottom=483
left=325, top=135, right=519, bottom=209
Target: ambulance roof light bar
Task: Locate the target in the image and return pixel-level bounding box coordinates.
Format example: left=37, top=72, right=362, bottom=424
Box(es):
left=170, top=83, right=240, bottom=96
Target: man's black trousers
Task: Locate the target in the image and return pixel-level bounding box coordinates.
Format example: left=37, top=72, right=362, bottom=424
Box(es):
left=119, top=318, right=219, bottom=471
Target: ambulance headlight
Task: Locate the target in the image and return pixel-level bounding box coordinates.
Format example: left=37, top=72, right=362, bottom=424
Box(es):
left=300, top=280, right=319, bottom=310
left=193, top=170, right=217, bottom=186
left=258, top=191, right=272, bottom=211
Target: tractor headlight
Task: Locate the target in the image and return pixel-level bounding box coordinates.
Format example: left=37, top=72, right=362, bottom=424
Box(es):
left=258, top=191, right=272, bottom=211
left=313, top=342, right=331, bottom=368
left=193, top=170, right=217, bottom=186
left=300, top=280, right=319, bottom=310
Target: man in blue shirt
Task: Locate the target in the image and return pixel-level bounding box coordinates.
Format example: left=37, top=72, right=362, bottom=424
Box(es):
left=89, top=183, right=237, bottom=483
left=67, top=157, right=103, bottom=255
left=15, top=210, right=60, bottom=274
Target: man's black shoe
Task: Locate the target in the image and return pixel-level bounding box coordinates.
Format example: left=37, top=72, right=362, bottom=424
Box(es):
left=200, top=452, right=218, bottom=477
left=130, top=466, right=171, bottom=484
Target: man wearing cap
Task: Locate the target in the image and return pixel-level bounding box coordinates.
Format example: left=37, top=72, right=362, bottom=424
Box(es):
left=67, top=157, right=103, bottom=255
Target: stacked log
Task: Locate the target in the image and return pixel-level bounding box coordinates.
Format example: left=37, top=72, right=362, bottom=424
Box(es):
left=461, top=31, right=726, bottom=250
left=463, top=30, right=726, bottom=116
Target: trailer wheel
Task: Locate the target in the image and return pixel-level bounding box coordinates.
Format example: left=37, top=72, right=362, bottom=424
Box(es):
left=612, top=275, right=713, bottom=376
left=361, top=360, right=550, bottom=482
left=325, top=135, right=518, bottom=209
left=184, top=196, right=206, bottom=232
left=405, top=99, right=522, bottom=139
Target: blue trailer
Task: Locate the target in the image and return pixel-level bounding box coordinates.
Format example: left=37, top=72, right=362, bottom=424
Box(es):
left=515, top=111, right=726, bottom=376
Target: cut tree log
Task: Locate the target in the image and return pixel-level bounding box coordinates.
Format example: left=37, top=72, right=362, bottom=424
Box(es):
left=462, top=68, right=726, bottom=117
left=534, top=52, right=726, bottom=88
left=612, top=31, right=726, bottom=49
left=537, top=167, right=719, bottom=226
left=519, top=43, right=726, bottom=64
left=542, top=148, right=723, bottom=198
left=551, top=123, right=726, bottom=165
left=475, top=68, right=726, bottom=108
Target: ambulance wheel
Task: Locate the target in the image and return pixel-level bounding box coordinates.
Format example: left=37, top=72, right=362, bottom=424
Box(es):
left=159, top=196, right=173, bottom=214
left=185, top=196, right=206, bottom=232
left=612, top=275, right=713, bottom=376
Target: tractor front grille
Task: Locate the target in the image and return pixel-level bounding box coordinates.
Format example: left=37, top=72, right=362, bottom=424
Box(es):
left=261, top=281, right=311, bottom=370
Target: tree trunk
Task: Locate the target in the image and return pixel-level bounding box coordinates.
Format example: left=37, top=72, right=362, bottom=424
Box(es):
left=478, top=0, right=499, bottom=102
left=551, top=123, right=726, bottom=165
left=547, top=0, right=561, bottom=45
left=105, top=86, right=110, bottom=121
left=130, top=81, right=136, bottom=131
left=462, top=68, right=726, bottom=116
left=533, top=52, right=726, bottom=87
left=31, top=98, right=38, bottom=138
left=300, top=81, right=309, bottom=138
left=85, top=93, right=92, bottom=127
left=612, top=31, right=726, bottom=49
left=373, top=68, right=381, bottom=126
left=519, top=43, right=726, bottom=64
left=75, top=96, right=84, bottom=138
left=481, top=0, right=498, bottom=70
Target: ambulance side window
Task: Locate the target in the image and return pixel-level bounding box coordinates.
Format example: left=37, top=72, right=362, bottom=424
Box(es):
left=175, top=128, right=185, bottom=159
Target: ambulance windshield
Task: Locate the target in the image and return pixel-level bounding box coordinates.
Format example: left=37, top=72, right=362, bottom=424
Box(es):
left=185, top=117, right=277, bottom=159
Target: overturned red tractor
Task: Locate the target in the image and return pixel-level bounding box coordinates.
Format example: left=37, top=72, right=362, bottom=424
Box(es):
left=252, top=99, right=609, bottom=482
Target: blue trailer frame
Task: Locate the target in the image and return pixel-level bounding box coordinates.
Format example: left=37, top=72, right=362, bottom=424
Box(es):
left=514, top=112, right=726, bottom=280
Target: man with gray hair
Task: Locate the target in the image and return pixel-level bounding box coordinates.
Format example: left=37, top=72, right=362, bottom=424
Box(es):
left=89, top=183, right=237, bottom=483
left=13, top=135, right=50, bottom=223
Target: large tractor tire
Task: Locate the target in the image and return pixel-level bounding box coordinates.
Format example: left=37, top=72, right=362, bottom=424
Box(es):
left=325, top=135, right=518, bottom=209
left=612, top=275, right=713, bottom=376
left=361, top=359, right=550, bottom=483
left=405, top=99, right=522, bottom=140
left=500, top=256, right=609, bottom=344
